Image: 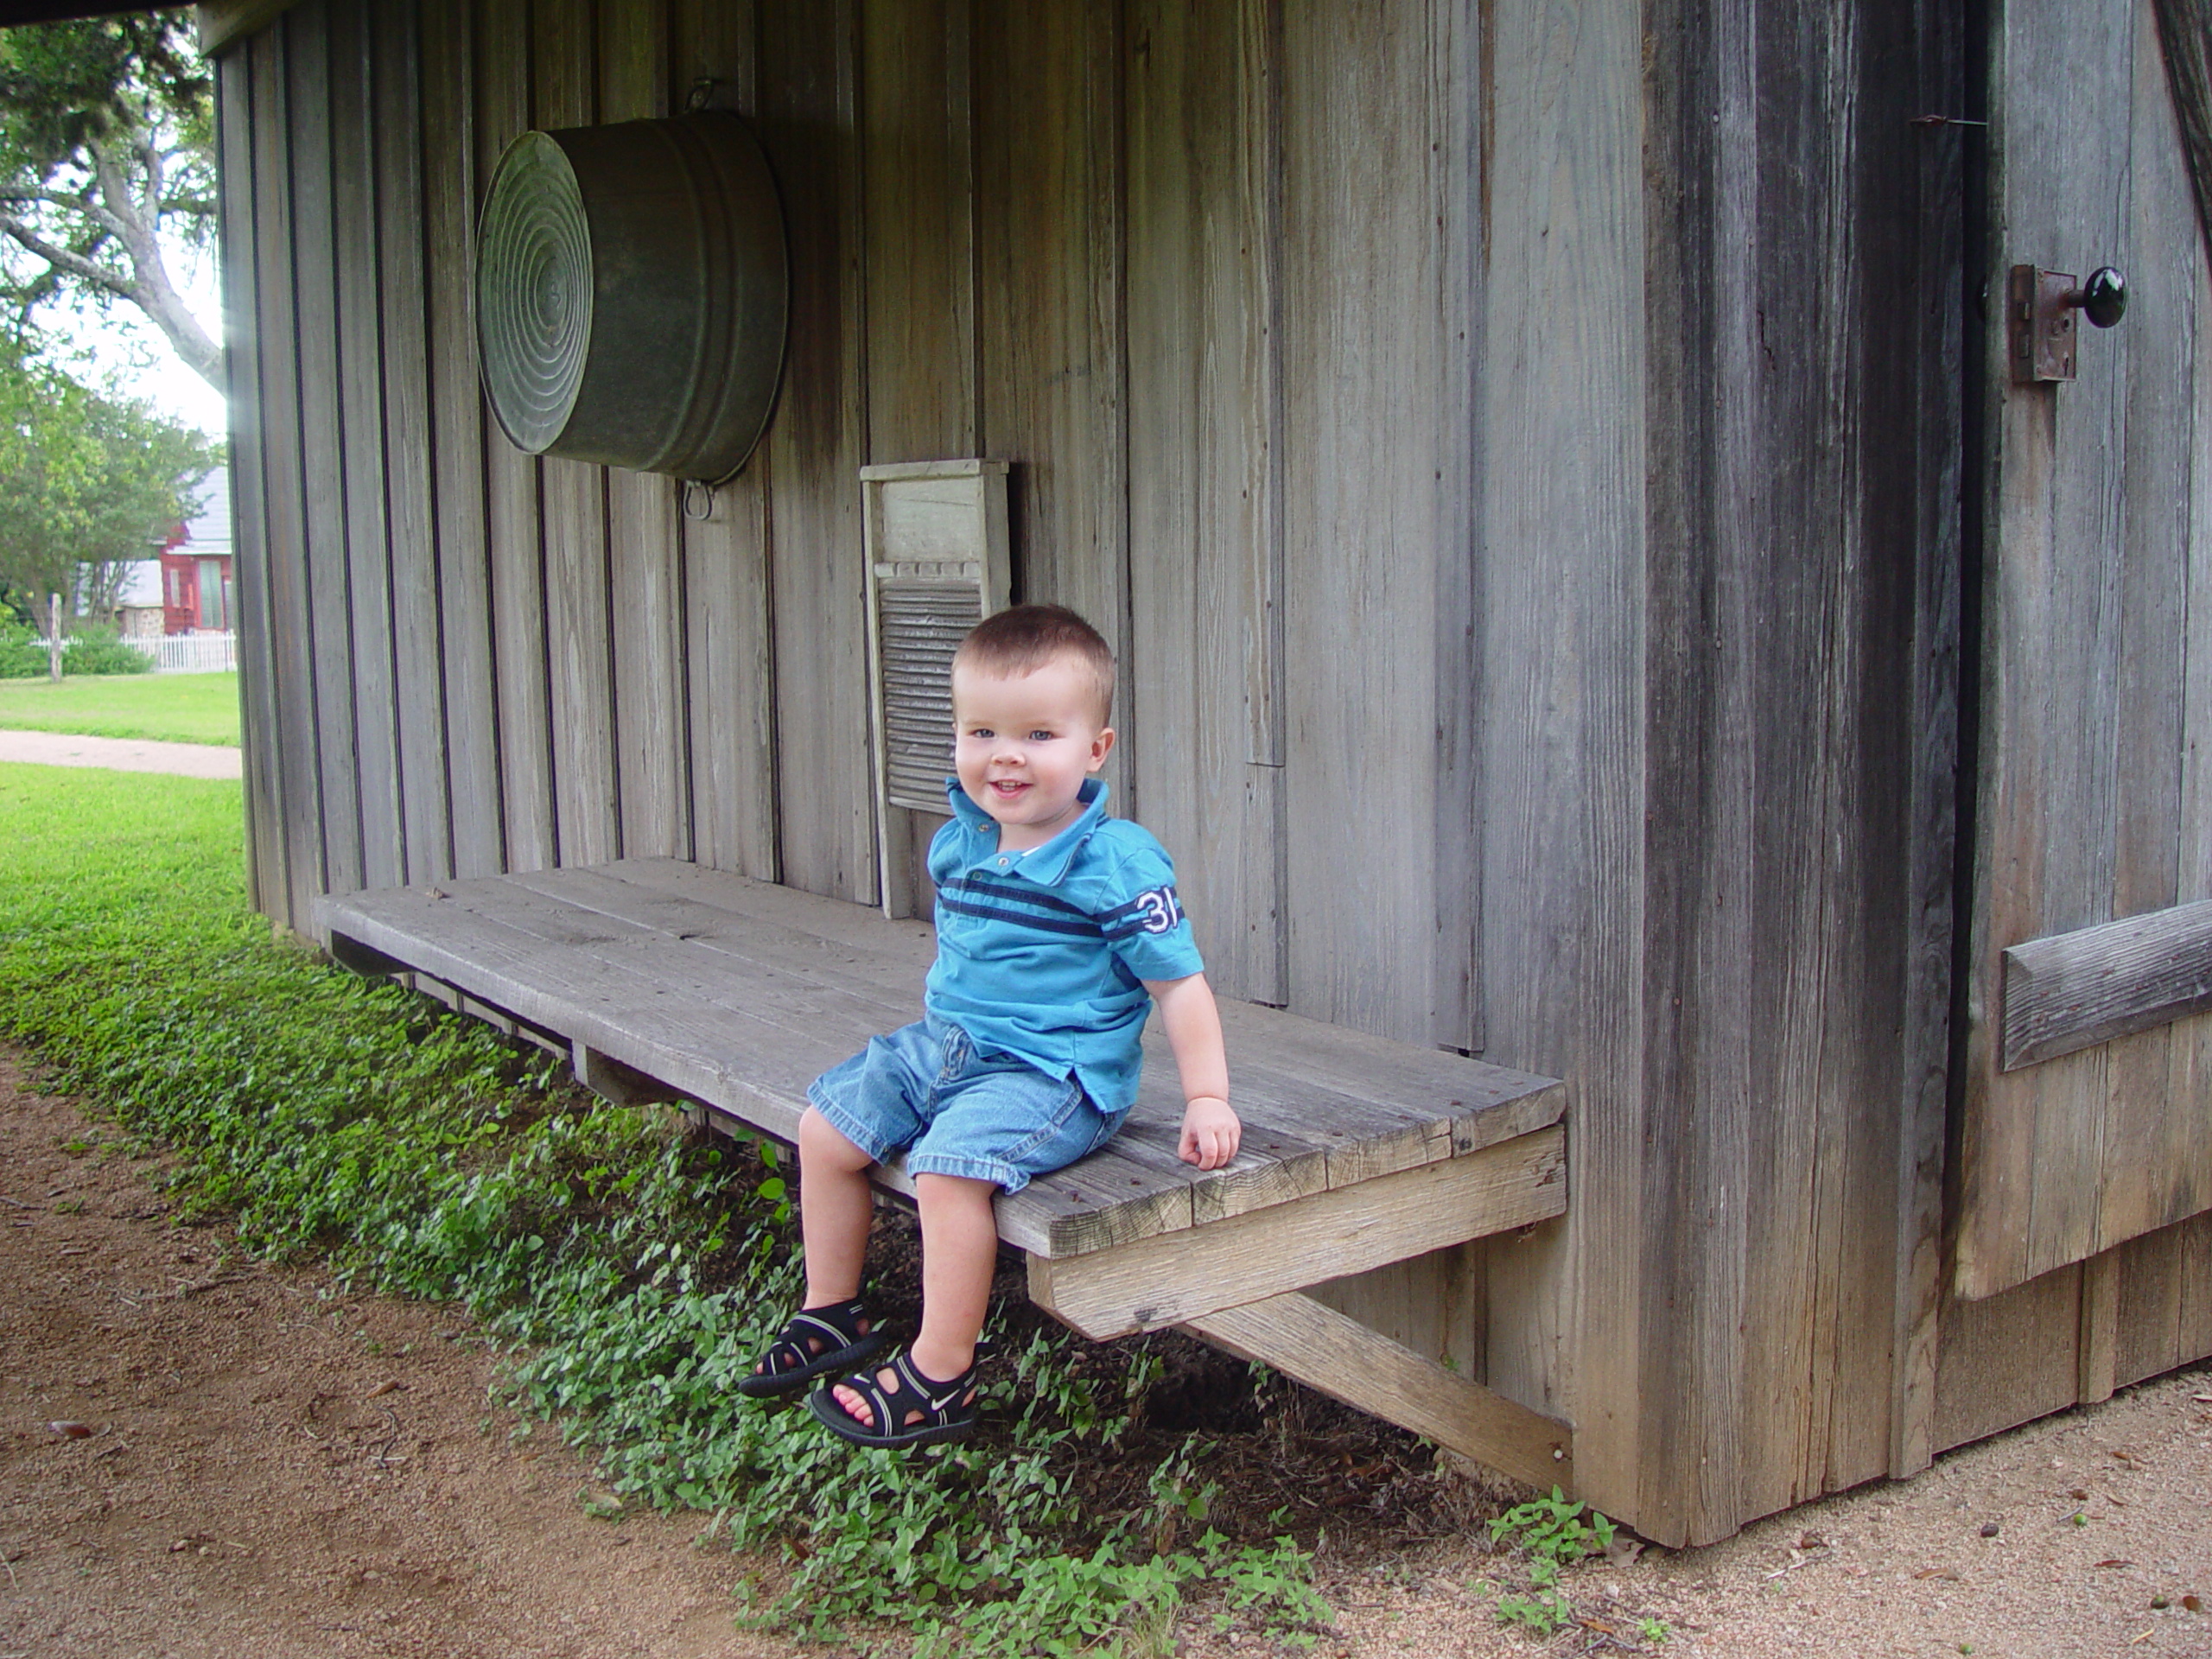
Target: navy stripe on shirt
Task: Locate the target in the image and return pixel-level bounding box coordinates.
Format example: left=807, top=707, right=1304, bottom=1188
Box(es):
left=934, top=893, right=1108, bottom=938
left=949, top=872, right=1096, bottom=921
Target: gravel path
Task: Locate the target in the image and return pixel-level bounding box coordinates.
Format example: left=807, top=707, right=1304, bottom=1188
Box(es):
left=0, top=728, right=241, bottom=779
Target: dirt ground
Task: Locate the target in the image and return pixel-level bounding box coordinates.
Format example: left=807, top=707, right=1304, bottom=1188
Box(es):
left=4, top=1051, right=2210, bottom=1659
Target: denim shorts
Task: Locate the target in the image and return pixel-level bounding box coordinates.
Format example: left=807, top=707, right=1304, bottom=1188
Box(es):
left=805, top=1016, right=1125, bottom=1193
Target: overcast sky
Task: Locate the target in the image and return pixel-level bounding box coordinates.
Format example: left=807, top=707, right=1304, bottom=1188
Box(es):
left=38, top=232, right=227, bottom=438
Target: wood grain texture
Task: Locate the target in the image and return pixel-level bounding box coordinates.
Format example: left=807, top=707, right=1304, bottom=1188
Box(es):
left=2003, top=900, right=2212, bottom=1069
left=860, top=0, right=977, bottom=465
left=418, top=0, right=505, bottom=879
left=1469, top=0, right=1648, bottom=1526
left=216, top=49, right=288, bottom=920
left=1027, top=1128, right=1565, bottom=1339
left=1122, top=0, right=1286, bottom=1007
left=1957, top=0, right=2212, bottom=1300
left=1276, top=0, right=1446, bottom=1046
left=533, top=0, right=621, bottom=869
left=1889, top=0, right=1970, bottom=1486
left=758, top=0, right=874, bottom=902
left=598, top=0, right=691, bottom=864
left=1188, top=1291, right=1571, bottom=1491
left=1932, top=1262, right=2087, bottom=1452
left=287, top=0, right=368, bottom=908
left=328, top=0, right=407, bottom=893
left=475, top=0, right=556, bottom=873
left=973, top=0, right=1128, bottom=696
left=671, top=0, right=778, bottom=885
left=1630, top=0, right=1962, bottom=1542
left=370, top=0, right=454, bottom=886
left=245, top=22, right=327, bottom=931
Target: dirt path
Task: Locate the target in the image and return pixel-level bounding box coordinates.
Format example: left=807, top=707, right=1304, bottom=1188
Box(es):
left=4, top=1049, right=2210, bottom=1658
left=0, top=1054, right=768, bottom=1658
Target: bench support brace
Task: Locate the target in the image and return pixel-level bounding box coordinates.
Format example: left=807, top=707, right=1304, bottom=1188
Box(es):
left=1186, top=1291, right=1573, bottom=1491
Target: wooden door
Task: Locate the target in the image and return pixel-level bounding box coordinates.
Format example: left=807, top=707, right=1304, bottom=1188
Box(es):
left=1955, top=0, right=2212, bottom=1300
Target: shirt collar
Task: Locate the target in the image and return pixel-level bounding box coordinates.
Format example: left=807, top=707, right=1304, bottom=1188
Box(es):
left=944, top=775, right=1110, bottom=887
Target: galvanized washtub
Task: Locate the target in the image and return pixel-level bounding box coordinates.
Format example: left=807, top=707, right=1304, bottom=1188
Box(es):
left=475, top=112, right=788, bottom=484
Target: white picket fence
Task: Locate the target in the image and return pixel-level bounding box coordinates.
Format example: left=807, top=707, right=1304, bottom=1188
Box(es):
left=18, top=631, right=238, bottom=673
left=135, top=633, right=238, bottom=674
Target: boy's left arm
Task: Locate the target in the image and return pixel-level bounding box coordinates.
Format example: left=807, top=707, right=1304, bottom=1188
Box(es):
left=1144, top=972, right=1240, bottom=1169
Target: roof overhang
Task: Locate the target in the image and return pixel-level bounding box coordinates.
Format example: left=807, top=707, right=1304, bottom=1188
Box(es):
left=0, top=3, right=299, bottom=57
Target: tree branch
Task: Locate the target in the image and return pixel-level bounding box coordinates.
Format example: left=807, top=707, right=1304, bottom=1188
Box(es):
left=0, top=216, right=133, bottom=300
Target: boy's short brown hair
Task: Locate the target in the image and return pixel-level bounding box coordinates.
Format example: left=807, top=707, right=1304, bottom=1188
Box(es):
left=953, top=604, right=1116, bottom=726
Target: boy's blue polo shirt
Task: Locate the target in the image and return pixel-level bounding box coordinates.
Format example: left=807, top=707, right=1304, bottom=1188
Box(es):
left=925, top=776, right=1204, bottom=1112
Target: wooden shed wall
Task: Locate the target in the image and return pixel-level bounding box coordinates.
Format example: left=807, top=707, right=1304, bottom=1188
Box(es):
left=214, top=0, right=2212, bottom=1546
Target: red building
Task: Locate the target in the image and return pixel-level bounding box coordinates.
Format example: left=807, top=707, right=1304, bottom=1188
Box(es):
left=156, top=469, right=234, bottom=635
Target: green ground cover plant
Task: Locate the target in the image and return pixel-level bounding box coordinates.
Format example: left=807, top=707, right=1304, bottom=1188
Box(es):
left=0, top=763, right=1332, bottom=1656
left=0, top=667, right=239, bottom=743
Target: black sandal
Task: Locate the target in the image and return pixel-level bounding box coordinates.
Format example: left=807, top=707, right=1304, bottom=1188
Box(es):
left=736, top=1298, right=886, bottom=1398
left=809, top=1350, right=979, bottom=1448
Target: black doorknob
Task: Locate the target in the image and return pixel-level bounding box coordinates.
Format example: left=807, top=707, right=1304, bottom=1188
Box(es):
left=2064, top=267, right=2126, bottom=328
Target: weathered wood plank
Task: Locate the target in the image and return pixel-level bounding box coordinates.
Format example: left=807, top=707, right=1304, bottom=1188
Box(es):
left=974, top=0, right=1128, bottom=693
left=2002, top=901, right=2212, bottom=1070
left=585, top=858, right=1565, bottom=1157
left=475, top=0, right=556, bottom=872
left=286, top=0, right=366, bottom=906
left=1187, top=1292, right=1572, bottom=1491
left=323, top=859, right=1565, bottom=1259
left=758, top=0, right=873, bottom=902
left=1027, top=1128, right=1566, bottom=1339
left=1958, top=0, right=2211, bottom=1299
left=1932, top=1264, right=2086, bottom=1452
left=598, top=0, right=691, bottom=865
left=216, top=48, right=288, bottom=919
left=532, top=0, right=620, bottom=868
left=371, top=0, right=454, bottom=886
left=861, top=0, right=976, bottom=465
left=2093, top=7, right=2202, bottom=1259
left=1889, top=0, right=1968, bottom=1482
left=574, top=1043, right=688, bottom=1106
left=491, top=863, right=1516, bottom=1238
left=671, top=0, right=777, bottom=884
left=856, top=0, right=977, bottom=914
left=418, top=0, right=505, bottom=878
left=1468, top=0, right=1647, bottom=1522
left=1277, top=0, right=1444, bottom=1045
left=1123, top=0, right=1285, bottom=1005
left=328, top=0, right=406, bottom=893
left=200, top=0, right=302, bottom=57
left=246, top=22, right=326, bottom=931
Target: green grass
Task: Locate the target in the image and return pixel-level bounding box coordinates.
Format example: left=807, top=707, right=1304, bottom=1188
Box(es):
left=0, top=671, right=242, bottom=746
left=0, top=763, right=1333, bottom=1657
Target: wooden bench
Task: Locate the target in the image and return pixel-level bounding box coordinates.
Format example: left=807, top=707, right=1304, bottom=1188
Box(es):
left=315, top=858, right=1573, bottom=1485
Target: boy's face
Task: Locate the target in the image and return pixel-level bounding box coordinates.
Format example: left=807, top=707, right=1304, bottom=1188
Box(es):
left=950, top=654, right=1116, bottom=852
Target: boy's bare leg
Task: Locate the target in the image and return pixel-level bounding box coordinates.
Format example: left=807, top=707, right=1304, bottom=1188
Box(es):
left=834, top=1171, right=995, bottom=1422
left=797, top=1105, right=877, bottom=1308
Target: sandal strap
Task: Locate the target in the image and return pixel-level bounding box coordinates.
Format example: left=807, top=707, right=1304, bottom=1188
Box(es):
left=838, top=1351, right=976, bottom=1434
left=761, top=1298, right=871, bottom=1372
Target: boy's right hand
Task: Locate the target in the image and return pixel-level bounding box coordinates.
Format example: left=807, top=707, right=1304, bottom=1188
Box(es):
left=1177, top=1095, right=1241, bottom=1169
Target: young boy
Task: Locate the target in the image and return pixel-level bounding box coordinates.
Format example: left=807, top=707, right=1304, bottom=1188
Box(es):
left=738, top=604, right=1240, bottom=1447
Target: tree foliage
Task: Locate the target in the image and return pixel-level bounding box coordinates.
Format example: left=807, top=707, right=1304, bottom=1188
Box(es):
left=0, top=10, right=218, bottom=385
left=0, top=344, right=215, bottom=678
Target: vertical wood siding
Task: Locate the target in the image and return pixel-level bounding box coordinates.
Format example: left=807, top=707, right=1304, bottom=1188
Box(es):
left=1955, top=0, right=2212, bottom=1298
left=217, top=0, right=2206, bottom=1545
